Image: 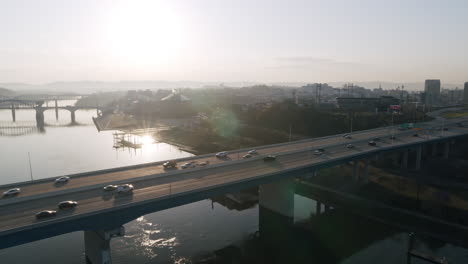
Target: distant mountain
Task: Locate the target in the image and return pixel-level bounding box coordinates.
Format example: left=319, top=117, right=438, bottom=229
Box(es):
left=0, top=80, right=463, bottom=94
left=0, top=87, right=15, bottom=96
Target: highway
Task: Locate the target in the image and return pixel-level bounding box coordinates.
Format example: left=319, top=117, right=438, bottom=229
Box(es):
left=0, top=119, right=447, bottom=200
left=0, top=118, right=467, bottom=239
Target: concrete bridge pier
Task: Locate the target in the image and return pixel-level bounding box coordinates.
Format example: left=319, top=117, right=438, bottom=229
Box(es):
left=11, top=103, right=16, bottom=122
left=70, top=109, right=76, bottom=124
left=362, top=159, right=370, bottom=183
left=443, top=141, right=450, bottom=159
left=415, top=145, right=422, bottom=171
left=259, top=178, right=295, bottom=257
left=259, top=178, right=294, bottom=220
left=35, top=108, right=45, bottom=129
left=431, top=143, right=438, bottom=157
left=54, top=99, right=59, bottom=120
left=84, top=226, right=125, bottom=264
left=401, top=149, right=409, bottom=170
left=352, top=160, right=359, bottom=182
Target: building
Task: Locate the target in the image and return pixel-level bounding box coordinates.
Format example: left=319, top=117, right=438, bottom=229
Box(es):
left=337, top=96, right=400, bottom=112
left=464, top=82, right=468, bottom=104
left=424, top=79, right=441, bottom=105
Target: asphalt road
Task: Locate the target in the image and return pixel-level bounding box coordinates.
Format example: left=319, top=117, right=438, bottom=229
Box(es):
left=1, top=119, right=467, bottom=235
left=0, top=121, right=444, bottom=200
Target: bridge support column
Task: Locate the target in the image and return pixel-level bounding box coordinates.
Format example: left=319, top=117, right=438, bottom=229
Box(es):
left=415, top=145, right=422, bottom=171
left=363, top=159, right=370, bottom=183
left=352, top=161, right=359, bottom=182
left=11, top=103, right=16, bottom=122
left=35, top=108, right=45, bottom=129
left=443, top=142, right=450, bottom=159
left=401, top=149, right=408, bottom=170
left=84, top=226, right=125, bottom=264
left=70, top=110, right=76, bottom=124
left=431, top=143, right=437, bottom=157
left=259, top=178, right=294, bottom=219
left=54, top=99, right=59, bottom=120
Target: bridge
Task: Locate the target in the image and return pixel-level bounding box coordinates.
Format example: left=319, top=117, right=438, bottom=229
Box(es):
left=1, top=116, right=468, bottom=263
left=0, top=96, right=99, bottom=127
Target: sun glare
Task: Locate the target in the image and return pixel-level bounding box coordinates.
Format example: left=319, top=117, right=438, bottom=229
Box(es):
left=140, top=135, right=154, bottom=146
left=105, top=0, right=184, bottom=66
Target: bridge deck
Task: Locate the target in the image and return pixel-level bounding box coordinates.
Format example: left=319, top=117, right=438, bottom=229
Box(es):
left=0, top=118, right=467, bottom=246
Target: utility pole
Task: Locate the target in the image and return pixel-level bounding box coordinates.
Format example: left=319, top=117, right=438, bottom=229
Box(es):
left=28, top=152, right=33, bottom=181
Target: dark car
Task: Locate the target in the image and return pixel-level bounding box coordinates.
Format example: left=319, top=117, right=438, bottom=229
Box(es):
left=368, top=141, right=377, bottom=146
left=390, top=135, right=396, bottom=140
left=443, top=127, right=448, bottom=131
left=35, top=210, right=57, bottom=219
left=58, top=201, right=78, bottom=210
left=163, top=160, right=177, bottom=169
left=413, top=133, right=418, bottom=137
left=263, top=155, right=276, bottom=162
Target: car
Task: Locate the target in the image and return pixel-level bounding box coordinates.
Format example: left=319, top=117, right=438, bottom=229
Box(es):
left=368, top=141, right=377, bottom=146
left=115, top=184, right=134, bottom=193
left=314, top=148, right=325, bottom=155
left=263, top=155, right=276, bottom=162
left=346, top=144, right=354, bottom=149
left=243, top=154, right=252, bottom=159
left=248, top=149, right=258, bottom=155
left=55, top=176, right=70, bottom=183
left=181, top=162, right=196, bottom=169
left=58, top=200, right=78, bottom=210
left=35, top=210, right=57, bottom=219
left=198, top=161, right=209, bottom=166
left=103, top=185, right=118, bottom=191
left=216, top=151, right=228, bottom=158
left=2, top=188, right=20, bottom=197
left=443, top=127, right=448, bottom=131
left=343, top=134, right=352, bottom=139
left=390, top=135, right=396, bottom=140
left=162, top=160, right=177, bottom=169
left=413, top=133, right=418, bottom=137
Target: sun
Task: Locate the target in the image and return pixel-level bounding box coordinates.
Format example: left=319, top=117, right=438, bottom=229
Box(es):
left=104, top=0, right=184, bottom=66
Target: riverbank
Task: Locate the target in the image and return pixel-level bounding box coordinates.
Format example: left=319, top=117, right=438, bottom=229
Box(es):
left=157, top=125, right=306, bottom=155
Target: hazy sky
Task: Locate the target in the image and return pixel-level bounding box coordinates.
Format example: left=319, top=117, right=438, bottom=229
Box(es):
left=1, top=0, right=467, bottom=84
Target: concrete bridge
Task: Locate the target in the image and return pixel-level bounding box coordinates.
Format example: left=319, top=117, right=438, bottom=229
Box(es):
left=1, top=117, right=468, bottom=263
left=0, top=97, right=98, bottom=127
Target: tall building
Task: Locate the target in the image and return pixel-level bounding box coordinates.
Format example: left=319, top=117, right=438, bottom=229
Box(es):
left=464, top=82, right=468, bottom=104
left=424, top=79, right=441, bottom=105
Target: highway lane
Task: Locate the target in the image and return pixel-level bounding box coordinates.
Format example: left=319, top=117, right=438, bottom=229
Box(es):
left=0, top=122, right=450, bottom=201
left=0, top=128, right=457, bottom=234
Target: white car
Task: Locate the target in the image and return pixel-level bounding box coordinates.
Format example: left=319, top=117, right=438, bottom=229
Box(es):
left=2, top=188, right=20, bottom=197
left=55, top=176, right=70, bottom=183
left=314, top=150, right=323, bottom=155
left=247, top=150, right=257, bottom=155
left=181, top=162, right=196, bottom=169
left=215, top=151, right=228, bottom=158
left=346, top=144, right=354, bottom=149
left=115, top=184, right=134, bottom=193
left=243, top=154, right=252, bottom=159
left=198, top=161, right=209, bottom=166
left=343, top=134, right=352, bottom=139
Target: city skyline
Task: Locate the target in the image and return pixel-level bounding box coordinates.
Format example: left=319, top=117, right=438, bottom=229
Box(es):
left=1, top=0, right=467, bottom=84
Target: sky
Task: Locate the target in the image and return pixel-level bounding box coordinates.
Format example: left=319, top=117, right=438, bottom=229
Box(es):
left=0, top=0, right=467, bottom=84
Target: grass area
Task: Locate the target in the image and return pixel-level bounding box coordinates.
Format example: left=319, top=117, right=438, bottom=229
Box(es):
left=441, top=110, right=468, bottom=119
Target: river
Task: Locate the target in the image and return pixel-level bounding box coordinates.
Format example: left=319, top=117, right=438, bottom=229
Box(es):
left=0, top=100, right=466, bottom=263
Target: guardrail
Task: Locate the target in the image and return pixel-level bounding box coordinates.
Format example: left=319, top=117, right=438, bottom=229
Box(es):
left=1, top=120, right=467, bottom=207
